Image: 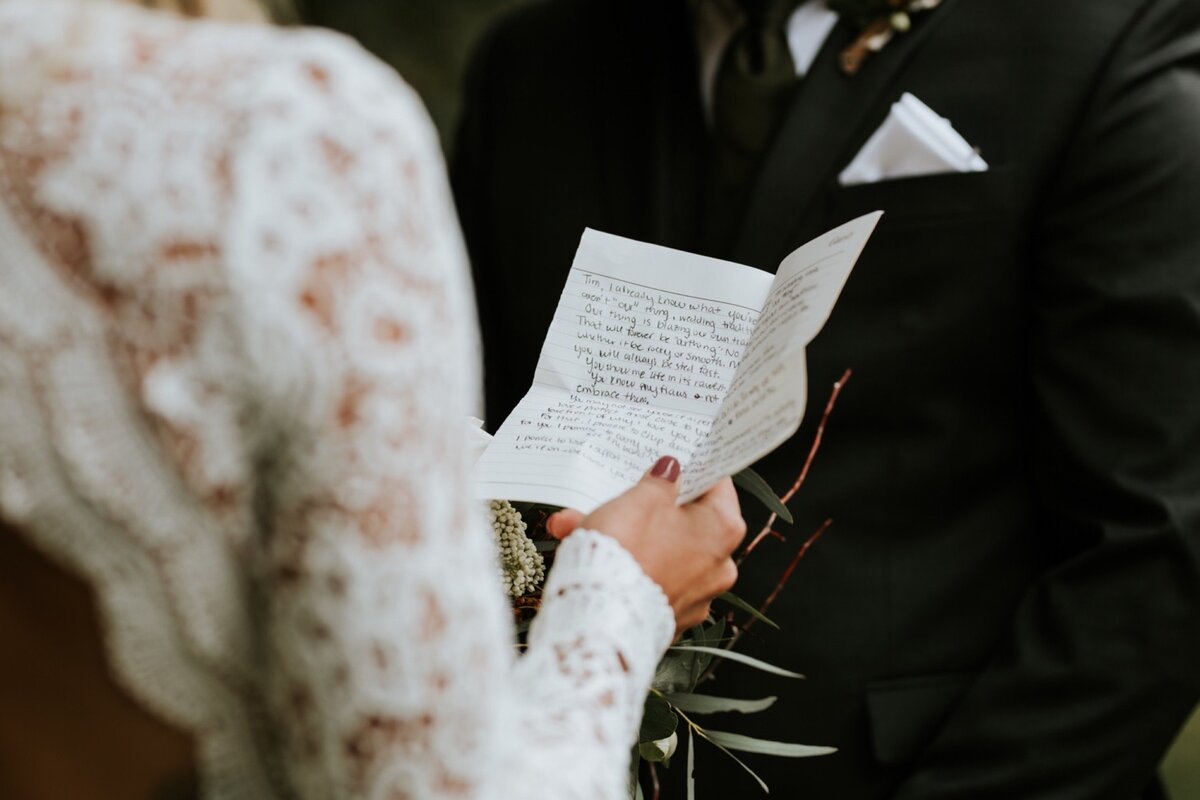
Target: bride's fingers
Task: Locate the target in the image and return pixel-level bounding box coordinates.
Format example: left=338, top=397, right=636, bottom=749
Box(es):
left=692, top=476, right=738, bottom=510
left=690, top=478, right=747, bottom=552
left=545, top=508, right=586, bottom=540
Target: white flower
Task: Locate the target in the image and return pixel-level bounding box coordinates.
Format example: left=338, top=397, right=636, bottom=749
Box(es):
left=489, top=499, right=545, bottom=597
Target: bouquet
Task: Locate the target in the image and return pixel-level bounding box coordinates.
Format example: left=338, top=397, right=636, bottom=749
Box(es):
left=482, top=371, right=853, bottom=799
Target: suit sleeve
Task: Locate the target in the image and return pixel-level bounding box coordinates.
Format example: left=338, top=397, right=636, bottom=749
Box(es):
left=895, top=2, right=1200, bottom=797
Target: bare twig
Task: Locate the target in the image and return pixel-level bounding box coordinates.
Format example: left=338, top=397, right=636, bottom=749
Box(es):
left=740, top=369, right=851, bottom=564
left=779, top=368, right=852, bottom=507
left=649, top=762, right=660, bottom=800
left=701, top=520, right=833, bottom=685
left=737, top=527, right=786, bottom=564
left=699, top=370, right=851, bottom=684
left=751, top=519, right=832, bottom=632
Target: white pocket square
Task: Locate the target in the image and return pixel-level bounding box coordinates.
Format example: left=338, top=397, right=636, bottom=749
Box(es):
left=838, top=93, right=987, bottom=187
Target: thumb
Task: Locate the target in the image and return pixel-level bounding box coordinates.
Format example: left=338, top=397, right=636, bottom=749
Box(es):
left=545, top=508, right=586, bottom=540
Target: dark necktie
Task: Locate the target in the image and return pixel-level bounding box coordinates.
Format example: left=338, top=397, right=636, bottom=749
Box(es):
left=712, top=0, right=799, bottom=189
left=703, top=0, right=799, bottom=255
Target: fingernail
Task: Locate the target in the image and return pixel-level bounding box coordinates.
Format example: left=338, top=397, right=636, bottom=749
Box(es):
left=650, top=455, right=681, bottom=483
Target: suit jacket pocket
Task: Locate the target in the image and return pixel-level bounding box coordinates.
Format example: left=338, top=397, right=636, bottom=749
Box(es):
left=866, top=671, right=974, bottom=766
left=829, top=166, right=1016, bottom=230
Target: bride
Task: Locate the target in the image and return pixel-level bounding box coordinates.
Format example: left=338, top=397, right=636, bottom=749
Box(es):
left=0, top=0, right=746, bottom=797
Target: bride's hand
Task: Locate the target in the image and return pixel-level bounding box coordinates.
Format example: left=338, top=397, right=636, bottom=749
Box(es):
left=546, top=457, right=745, bottom=633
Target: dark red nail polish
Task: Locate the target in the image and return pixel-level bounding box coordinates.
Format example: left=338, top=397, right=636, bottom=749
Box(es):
left=650, top=455, right=681, bottom=483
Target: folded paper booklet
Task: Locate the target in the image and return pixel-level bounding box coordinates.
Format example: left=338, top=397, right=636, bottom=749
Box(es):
left=474, top=212, right=882, bottom=512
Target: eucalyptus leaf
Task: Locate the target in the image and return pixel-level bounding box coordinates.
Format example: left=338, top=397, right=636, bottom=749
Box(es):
left=639, top=694, right=678, bottom=742
left=717, top=591, right=779, bottom=629
left=664, top=693, right=777, bottom=715
left=692, top=617, right=727, bottom=647
left=638, top=730, right=678, bottom=763
left=733, top=467, right=793, bottom=524
left=652, top=619, right=728, bottom=693
left=651, top=652, right=696, bottom=694
left=627, top=746, right=642, bottom=800
left=668, top=645, right=806, bottom=679
left=702, top=729, right=837, bottom=758
left=688, top=618, right=726, bottom=685
left=686, top=727, right=695, bottom=800
left=638, top=742, right=664, bottom=763
left=694, top=729, right=769, bottom=793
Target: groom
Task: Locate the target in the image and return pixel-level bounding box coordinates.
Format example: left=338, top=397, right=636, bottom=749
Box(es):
left=452, top=0, right=1200, bottom=796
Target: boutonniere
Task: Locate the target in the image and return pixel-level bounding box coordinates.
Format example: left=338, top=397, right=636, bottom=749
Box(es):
left=828, top=0, right=944, bottom=76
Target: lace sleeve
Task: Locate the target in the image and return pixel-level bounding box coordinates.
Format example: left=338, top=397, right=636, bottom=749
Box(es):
left=226, top=37, right=675, bottom=798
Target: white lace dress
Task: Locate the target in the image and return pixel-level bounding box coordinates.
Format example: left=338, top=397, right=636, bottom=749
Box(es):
left=0, top=2, right=675, bottom=797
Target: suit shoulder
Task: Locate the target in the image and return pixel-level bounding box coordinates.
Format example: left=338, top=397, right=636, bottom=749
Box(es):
left=1020, top=0, right=1199, bottom=48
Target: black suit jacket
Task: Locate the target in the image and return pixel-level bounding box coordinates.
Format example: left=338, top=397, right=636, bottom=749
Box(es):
left=452, top=1, right=1200, bottom=797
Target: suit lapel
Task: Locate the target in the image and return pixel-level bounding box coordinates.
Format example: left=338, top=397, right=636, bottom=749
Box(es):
left=732, top=0, right=964, bottom=268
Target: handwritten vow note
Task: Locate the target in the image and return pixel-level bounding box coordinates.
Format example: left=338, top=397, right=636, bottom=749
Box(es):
left=475, top=212, right=883, bottom=512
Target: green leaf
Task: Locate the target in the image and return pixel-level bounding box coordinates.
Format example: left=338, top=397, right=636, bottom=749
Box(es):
left=628, top=746, right=642, bottom=800
left=638, top=730, right=678, bottom=763
left=695, top=729, right=770, bottom=793
left=664, top=693, right=777, bottom=715
left=717, top=591, right=779, bottom=630
left=702, top=729, right=837, bottom=758
left=668, top=645, right=806, bottom=679
left=686, top=727, right=695, bottom=800
left=533, top=540, right=559, bottom=552
left=693, top=617, right=728, bottom=647
left=639, top=694, right=678, bottom=742
left=688, top=618, right=726, bottom=685
left=656, top=619, right=729, bottom=693
left=638, top=741, right=664, bottom=763
left=733, top=467, right=793, bottom=524
left=651, top=652, right=696, bottom=694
